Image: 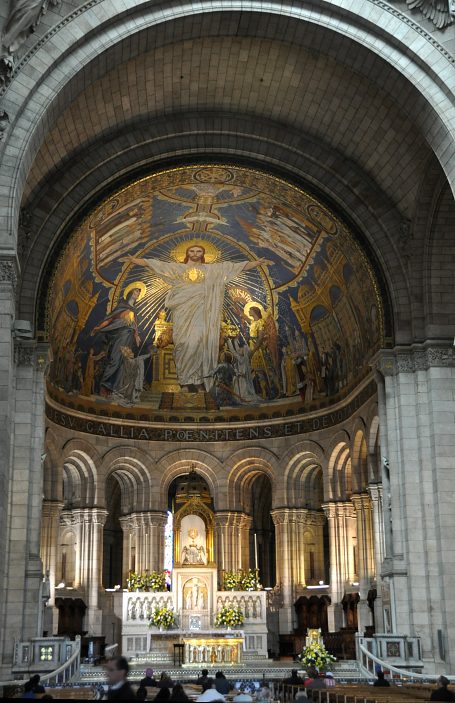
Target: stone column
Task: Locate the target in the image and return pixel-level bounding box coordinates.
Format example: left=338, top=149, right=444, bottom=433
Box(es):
left=119, top=515, right=132, bottom=585
left=374, top=346, right=455, bottom=673
left=119, top=512, right=167, bottom=581
left=239, top=514, right=252, bottom=572
left=68, top=507, right=107, bottom=635
left=270, top=509, right=295, bottom=633
left=368, top=482, right=385, bottom=630
left=40, top=500, right=64, bottom=604
left=303, top=511, right=326, bottom=584
left=0, top=316, right=48, bottom=674
left=215, top=511, right=251, bottom=573
left=351, top=493, right=375, bottom=633
left=322, top=501, right=356, bottom=631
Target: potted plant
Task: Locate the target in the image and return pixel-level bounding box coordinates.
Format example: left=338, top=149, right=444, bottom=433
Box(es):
left=214, top=605, right=244, bottom=628
left=149, top=606, right=176, bottom=630
left=297, top=642, right=336, bottom=671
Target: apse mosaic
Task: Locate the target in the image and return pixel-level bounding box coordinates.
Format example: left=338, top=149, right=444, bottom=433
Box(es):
left=45, top=165, right=383, bottom=419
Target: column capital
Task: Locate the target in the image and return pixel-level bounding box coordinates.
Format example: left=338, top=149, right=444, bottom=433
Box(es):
left=214, top=511, right=249, bottom=528
left=123, top=511, right=168, bottom=528
left=367, top=483, right=383, bottom=502
left=351, top=493, right=372, bottom=512
left=371, top=344, right=455, bottom=377
left=60, top=507, right=108, bottom=526
left=42, top=500, right=64, bottom=518
left=322, top=501, right=355, bottom=519
left=270, top=508, right=293, bottom=526
left=0, top=257, right=18, bottom=291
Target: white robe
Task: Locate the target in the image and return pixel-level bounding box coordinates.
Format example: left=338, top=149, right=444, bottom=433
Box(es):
left=147, top=259, right=246, bottom=390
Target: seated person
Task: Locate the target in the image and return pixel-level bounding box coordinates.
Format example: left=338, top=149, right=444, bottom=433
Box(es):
left=256, top=687, right=272, bottom=703
left=233, top=693, right=253, bottom=703
left=157, top=672, right=175, bottom=689
left=373, top=670, right=390, bottom=687
left=197, top=670, right=214, bottom=692
left=283, top=670, right=304, bottom=685
left=215, top=672, right=233, bottom=695
left=196, top=683, right=226, bottom=702
left=170, top=683, right=191, bottom=702
left=141, top=668, right=158, bottom=687
left=430, top=676, right=455, bottom=701
left=323, top=672, right=335, bottom=687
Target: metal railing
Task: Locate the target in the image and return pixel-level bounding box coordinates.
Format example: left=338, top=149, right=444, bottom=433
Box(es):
left=357, top=640, right=455, bottom=683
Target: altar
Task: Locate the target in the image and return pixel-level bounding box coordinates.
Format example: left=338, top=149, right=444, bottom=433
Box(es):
left=182, top=635, right=243, bottom=666
left=114, top=471, right=269, bottom=662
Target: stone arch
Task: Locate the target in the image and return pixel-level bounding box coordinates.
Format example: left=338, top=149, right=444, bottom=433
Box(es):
left=351, top=420, right=368, bottom=493
left=225, top=447, right=278, bottom=511
left=61, top=439, right=100, bottom=507
left=105, top=461, right=153, bottom=514
left=157, top=449, right=223, bottom=509
left=3, top=1, right=454, bottom=233
left=282, top=439, right=326, bottom=508
left=100, top=446, right=155, bottom=510
left=326, top=431, right=352, bottom=501
left=27, top=115, right=401, bottom=343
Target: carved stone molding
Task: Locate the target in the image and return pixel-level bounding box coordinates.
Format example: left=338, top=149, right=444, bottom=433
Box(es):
left=18, top=208, right=33, bottom=259
left=0, top=55, right=14, bottom=95
left=14, top=341, right=36, bottom=367
left=372, top=346, right=455, bottom=376
left=60, top=507, right=108, bottom=525
left=1, top=0, right=453, bottom=106
left=403, top=0, right=454, bottom=29
left=120, top=511, right=167, bottom=529
left=0, top=259, right=18, bottom=289
left=0, top=109, right=10, bottom=141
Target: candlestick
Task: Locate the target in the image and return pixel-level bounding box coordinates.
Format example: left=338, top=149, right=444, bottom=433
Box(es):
left=221, top=532, right=225, bottom=571
left=254, top=533, right=258, bottom=571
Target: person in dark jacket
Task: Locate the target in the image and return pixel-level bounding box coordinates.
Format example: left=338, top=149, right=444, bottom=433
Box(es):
left=170, top=683, right=191, bottom=702
left=157, top=672, right=174, bottom=689
left=197, top=670, right=214, bottom=692
left=141, top=668, right=158, bottom=687
left=215, top=672, right=233, bottom=695
left=105, top=656, right=136, bottom=700
left=283, top=669, right=304, bottom=685
left=373, top=670, right=390, bottom=687
left=430, top=676, right=455, bottom=701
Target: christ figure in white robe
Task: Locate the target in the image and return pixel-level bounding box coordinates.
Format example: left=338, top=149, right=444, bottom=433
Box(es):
left=122, top=245, right=272, bottom=392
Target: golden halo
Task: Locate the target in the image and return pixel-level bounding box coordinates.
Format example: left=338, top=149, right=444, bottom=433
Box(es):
left=123, top=281, right=147, bottom=301
left=244, top=301, right=266, bottom=321
left=170, top=238, right=221, bottom=264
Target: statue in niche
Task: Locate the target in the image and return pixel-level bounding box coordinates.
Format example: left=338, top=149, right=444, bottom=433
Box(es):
left=181, top=527, right=207, bottom=565
left=184, top=578, right=206, bottom=610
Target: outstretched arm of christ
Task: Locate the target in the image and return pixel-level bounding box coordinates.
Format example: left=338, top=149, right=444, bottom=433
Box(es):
left=120, top=254, right=157, bottom=272
left=242, top=257, right=274, bottom=271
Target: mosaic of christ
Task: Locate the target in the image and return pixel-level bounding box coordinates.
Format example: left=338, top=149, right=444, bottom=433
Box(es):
left=46, top=165, right=383, bottom=415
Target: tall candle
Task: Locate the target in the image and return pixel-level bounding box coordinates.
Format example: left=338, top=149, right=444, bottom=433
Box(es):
left=221, top=532, right=225, bottom=570
left=254, top=533, right=258, bottom=571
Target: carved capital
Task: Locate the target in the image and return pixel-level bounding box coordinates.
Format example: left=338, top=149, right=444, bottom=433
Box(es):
left=373, top=345, right=454, bottom=376
left=351, top=492, right=372, bottom=513
left=14, top=341, right=36, bottom=367
left=0, top=258, right=18, bottom=289
left=0, top=56, right=14, bottom=96
left=0, top=108, right=10, bottom=140
left=367, top=483, right=383, bottom=503
left=42, top=500, right=64, bottom=518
